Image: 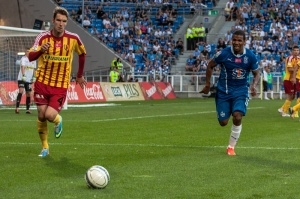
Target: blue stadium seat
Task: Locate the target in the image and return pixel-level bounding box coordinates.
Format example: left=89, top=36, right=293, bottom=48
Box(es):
left=177, top=16, right=184, bottom=24
left=263, top=24, right=270, bottom=32
left=207, top=2, right=213, bottom=9
left=274, top=54, right=281, bottom=62
left=176, top=8, right=185, bottom=15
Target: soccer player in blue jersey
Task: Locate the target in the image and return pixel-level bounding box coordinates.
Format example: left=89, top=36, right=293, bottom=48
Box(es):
left=200, top=30, right=260, bottom=156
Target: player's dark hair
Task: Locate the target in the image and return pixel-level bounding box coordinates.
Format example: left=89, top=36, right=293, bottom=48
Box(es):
left=233, top=29, right=246, bottom=41
left=292, top=45, right=299, bottom=50
left=53, top=7, right=69, bottom=20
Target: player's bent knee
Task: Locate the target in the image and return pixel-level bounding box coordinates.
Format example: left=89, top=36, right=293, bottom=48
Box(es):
left=219, top=120, right=228, bottom=126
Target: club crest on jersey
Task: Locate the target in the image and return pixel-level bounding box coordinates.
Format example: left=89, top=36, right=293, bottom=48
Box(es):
left=64, top=44, right=69, bottom=52
left=232, top=68, right=246, bottom=79
left=244, top=56, right=248, bottom=64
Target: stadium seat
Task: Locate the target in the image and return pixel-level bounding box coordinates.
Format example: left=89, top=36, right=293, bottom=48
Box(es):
left=207, top=2, right=213, bottom=9
left=177, top=16, right=184, bottom=24
left=263, top=24, right=270, bottom=32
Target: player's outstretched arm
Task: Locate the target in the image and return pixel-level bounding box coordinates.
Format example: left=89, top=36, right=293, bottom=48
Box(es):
left=199, top=59, right=216, bottom=94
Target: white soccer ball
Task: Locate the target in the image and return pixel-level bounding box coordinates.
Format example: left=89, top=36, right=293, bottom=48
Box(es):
left=85, top=165, right=110, bottom=189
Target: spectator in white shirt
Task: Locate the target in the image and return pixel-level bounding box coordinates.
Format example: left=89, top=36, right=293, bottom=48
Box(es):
left=125, top=50, right=136, bottom=65
left=82, top=16, right=91, bottom=29
left=122, top=27, right=129, bottom=37
left=225, top=0, right=234, bottom=9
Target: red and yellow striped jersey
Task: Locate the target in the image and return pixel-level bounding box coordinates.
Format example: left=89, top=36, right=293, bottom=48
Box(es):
left=31, top=30, right=86, bottom=88
left=284, top=55, right=300, bottom=81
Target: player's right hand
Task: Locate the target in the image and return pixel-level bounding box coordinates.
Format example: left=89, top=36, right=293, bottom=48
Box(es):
left=41, top=42, right=51, bottom=53
left=199, top=85, right=210, bottom=94
left=22, top=75, right=26, bottom=82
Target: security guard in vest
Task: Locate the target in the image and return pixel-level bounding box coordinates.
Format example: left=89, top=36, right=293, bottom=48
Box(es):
left=192, top=24, right=198, bottom=48
left=198, top=23, right=206, bottom=43
left=110, top=66, right=120, bottom=83
left=186, top=25, right=194, bottom=50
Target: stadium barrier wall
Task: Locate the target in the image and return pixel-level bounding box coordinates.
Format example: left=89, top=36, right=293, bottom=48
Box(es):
left=0, top=81, right=176, bottom=105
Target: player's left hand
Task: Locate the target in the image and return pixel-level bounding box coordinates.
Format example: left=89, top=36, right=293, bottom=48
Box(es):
left=22, top=75, right=26, bottom=82
left=31, top=77, right=36, bottom=83
left=199, top=85, right=210, bottom=94
left=250, top=85, right=257, bottom=97
left=76, top=76, right=87, bottom=89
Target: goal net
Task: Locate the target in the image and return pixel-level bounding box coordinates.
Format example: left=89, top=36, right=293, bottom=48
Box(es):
left=0, top=26, right=42, bottom=106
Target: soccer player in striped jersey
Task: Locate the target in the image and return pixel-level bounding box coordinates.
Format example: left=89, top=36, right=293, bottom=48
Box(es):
left=288, top=46, right=300, bottom=118
left=28, top=7, right=87, bottom=157
left=278, top=46, right=300, bottom=117
left=200, top=30, right=260, bottom=156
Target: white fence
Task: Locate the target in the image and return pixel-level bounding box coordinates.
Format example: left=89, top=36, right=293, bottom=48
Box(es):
left=84, top=72, right=284, bottom=97
left=167, top=74, right=283, bottom=94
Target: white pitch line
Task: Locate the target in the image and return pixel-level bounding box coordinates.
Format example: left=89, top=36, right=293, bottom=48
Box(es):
left=0, top=142, right=299, bottom=150
left=90, top=107, right=264, bottom=122
left=0, top=107, right=265, bottom=122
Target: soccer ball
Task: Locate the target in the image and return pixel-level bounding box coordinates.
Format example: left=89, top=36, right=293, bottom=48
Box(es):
left=85, top=165, right=110, bottom=189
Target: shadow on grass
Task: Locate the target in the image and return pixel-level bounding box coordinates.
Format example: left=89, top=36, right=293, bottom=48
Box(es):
left=42, top=156, right=87, bottom=178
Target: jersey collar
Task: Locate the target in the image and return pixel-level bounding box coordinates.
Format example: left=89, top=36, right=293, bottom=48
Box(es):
left=230, top=46, right=246, bottom=58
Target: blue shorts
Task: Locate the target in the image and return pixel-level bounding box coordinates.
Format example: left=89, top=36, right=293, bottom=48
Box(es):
left=215, top=90, right=249, bottom=121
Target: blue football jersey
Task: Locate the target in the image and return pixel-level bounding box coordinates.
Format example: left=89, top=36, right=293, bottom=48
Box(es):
left=213, top=46, right=259, bottom=94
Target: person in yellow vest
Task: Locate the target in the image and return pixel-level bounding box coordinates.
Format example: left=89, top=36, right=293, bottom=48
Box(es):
left=198, top=23, right=206, bottom=43
left=191, top=25, right=198, bottom=49
left=110, top=57, right=117, bottom=70
left=186, top=25, right=194, bottom=50
left=111, top=57, right=123, bottom=73
left=116, top=58, right=123, bottom=73
left=110, top=66, right=120, bottom=83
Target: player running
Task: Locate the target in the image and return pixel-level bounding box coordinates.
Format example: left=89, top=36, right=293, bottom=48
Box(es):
left=200, top=30, right=260, bottom=156
left=28, top=7, right=87, bottom=157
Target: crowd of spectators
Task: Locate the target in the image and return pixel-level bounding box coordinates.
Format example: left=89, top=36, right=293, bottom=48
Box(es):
left=59, top=0, right=216, bottom=82
left=183, top=0, right=300, bottom=85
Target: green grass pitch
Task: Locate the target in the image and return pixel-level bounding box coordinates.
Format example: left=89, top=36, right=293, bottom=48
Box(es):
left=1, top=98, right=300, bottom=199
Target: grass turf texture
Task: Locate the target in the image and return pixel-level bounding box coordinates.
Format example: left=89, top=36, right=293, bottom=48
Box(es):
left=0, top=98, right=300, bottom=199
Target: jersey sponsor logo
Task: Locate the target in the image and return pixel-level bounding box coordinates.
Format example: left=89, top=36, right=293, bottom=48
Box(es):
left=25, top=66, right=35, bottom=70
left=235, top=58, right=242, bottom=63
left=232, top=68, right=246, bottom=79
left=55, top=42, right=62, bottom=48
left=43, top=55, right=69, bottom=62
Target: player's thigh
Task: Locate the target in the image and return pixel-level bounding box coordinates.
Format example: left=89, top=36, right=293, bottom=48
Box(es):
left=295, top=79, right=300, bottom=92
left=215, top=92, right=231, bottom=121
left=232, top=95, right=248, bottom=116
left=34, top=81, right=49, bottom=105
left=24, top=83, right=32, bottom=92
left=284, top=80, right=295, bottom=95
left=48, top=87, right=67, bottom=112
left=18, top=80, right=25, bottom=88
